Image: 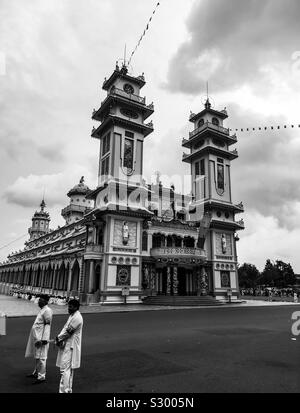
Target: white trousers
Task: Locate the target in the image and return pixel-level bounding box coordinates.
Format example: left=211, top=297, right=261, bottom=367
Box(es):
left=59, top=348, right=74, bottom=393
left=33, top=358, right=46, bottom=380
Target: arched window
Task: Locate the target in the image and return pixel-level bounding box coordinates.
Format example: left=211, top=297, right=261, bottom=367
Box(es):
left=198, top=119, right=205, bottom=128
left=212, top=117, right=220, bottom=126
left=167, top=235, right=173, bottom=247
left=152, top=234, right=161, bottom=249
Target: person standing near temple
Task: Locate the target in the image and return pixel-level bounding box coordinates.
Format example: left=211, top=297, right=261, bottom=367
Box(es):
left=25, top=294, right=53, bottom=384
left=55, top=299, right=83, bottom=393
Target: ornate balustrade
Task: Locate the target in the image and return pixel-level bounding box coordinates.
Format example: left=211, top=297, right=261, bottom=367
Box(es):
left=150, top=247, right=206, bottom=259
left=110, top=87, right=146, bottom=104
left=189, top=121, right=230, bottom=139
left=85, top=245, right=104, bottom=254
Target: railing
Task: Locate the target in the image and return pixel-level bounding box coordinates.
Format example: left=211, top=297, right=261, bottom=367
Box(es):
left=85, top=245, right=104, bottom=254
left=61, top=205, right=91, bottom=215
left=189, top=121, right=230, bottom=139
left=110, top=87, right=146, bottom=105
left=151, top=247, right=206, bottom=258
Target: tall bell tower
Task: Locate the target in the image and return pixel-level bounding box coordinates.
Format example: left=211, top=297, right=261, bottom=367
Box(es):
left=28, top=200, right=51, bottom=241
left=86, top=63, right=154, bottom=304
left=92, top=62, right=154, bottom=186
left=182, top=99, right=245, bottom=301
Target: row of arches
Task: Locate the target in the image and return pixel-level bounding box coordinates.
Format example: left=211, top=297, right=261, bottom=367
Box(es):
left=0, top=259, right=82, bottom=294
left=148, top=233, right=197, bottom=250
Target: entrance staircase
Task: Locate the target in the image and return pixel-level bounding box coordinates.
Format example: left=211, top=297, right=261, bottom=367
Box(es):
left=142, top=295, right=225, bottom=306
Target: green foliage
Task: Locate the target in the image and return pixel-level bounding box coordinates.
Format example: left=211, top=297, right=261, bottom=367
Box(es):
left=259, top=259, right=296, bottom=288
left=238, top=259, right=295, bottom=289
left=238, top=263, right=260, bottom=288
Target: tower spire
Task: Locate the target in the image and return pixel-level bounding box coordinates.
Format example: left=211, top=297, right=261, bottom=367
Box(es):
left=123, top=44, right=127, bottom=67
left=205, top=81, right=211, bottom=109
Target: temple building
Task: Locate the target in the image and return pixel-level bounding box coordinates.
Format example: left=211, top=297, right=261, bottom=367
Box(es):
left=0, top=63, right=244, bottom=305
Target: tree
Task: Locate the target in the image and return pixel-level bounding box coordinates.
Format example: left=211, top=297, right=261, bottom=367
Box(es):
left=276, top=260, right=296, bottom=288
left=260, top=259, right=296, bottom=288
left=238, top=263, right=260, bottom=288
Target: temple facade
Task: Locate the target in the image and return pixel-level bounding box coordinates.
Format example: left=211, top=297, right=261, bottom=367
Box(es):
left=0, top=63, right=244, bottom=305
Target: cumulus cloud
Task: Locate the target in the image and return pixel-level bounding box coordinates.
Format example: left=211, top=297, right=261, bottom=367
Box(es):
left=239, top=210, right=300, bottom=272
left=226, top=103, right=300, bottom=230
left=3, top=164, right=97, bottom=209
left=164, top=0, right=300, bottom=94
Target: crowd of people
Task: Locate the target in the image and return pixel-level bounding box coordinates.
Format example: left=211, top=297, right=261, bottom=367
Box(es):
left=9, top=287, right=68, bottom=306
left=240, top=287, right=299, bottom=300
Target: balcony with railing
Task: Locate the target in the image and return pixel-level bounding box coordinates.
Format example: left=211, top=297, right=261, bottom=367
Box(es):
left=182, top=146, right=239, bottom=162
left=189, top=121, right=230, bottom=139
left=85, top=245, right=103, bottom=253
left=150, top=247, right=207, bottom=260
left=109, top=87, right=146, bottom=105
left=84, top=244, right=104, bottom=259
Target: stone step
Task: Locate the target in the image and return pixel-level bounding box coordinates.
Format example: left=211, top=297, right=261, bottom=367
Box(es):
left=142, top=296, right=224, bottom=306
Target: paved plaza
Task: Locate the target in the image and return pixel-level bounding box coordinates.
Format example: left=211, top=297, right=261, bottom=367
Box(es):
left=0, top=294, right=299, bottom=318
left=1, top=294, right=300, bottom=393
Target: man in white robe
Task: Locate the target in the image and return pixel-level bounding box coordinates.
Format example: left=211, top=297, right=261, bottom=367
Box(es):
left=55, top=299, right=83, bottom=393
left=25, top=294, right=53, bottom=384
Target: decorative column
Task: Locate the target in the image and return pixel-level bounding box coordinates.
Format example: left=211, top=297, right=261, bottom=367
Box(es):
left=150, top=266, right=156, bottom=295
left=196, top=269, right=202, bottom=296
left=40, top=269, right=45, bottom=292
left=166, top=266, right=171, bottom=296
left=67, top=264, right=72, bottom=294
left=88, top=260, right=95, bottom=294
left=52, top=266, right=57, bottom=293
left=173, top=266, right=178, bottom=296
left=78, top=258, right=85, bottom=293
left=200, top=267, right=208, bottom=296
left=142, top=265, right=149, bottom=290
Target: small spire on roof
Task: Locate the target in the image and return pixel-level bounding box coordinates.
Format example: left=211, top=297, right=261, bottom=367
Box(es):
left=40, top=199, right=46, bottom=211
left=204, top=98, right=211, bottom=110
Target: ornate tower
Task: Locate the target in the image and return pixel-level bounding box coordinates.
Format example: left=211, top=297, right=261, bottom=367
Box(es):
left=28, top=200, right=51, bottom=241
left=92, top=63, right=154, bottom=186
left=182, top=99, right=244, bottom=301
left=61, top=177, right=93, bottom=225
left=86, top=63, right=154, bottom=304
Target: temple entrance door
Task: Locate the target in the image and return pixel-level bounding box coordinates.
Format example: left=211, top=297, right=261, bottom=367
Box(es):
left=178, top=267, right=187, bottom=296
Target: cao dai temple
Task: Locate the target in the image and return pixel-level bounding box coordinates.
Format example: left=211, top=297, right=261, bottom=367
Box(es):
left=0, top=63, right=244, bottom=305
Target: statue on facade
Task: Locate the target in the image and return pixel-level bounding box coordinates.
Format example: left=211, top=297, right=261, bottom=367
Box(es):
left=221, top=233, right=227, bottom=254
left=122, top=221, right=129, bottom=245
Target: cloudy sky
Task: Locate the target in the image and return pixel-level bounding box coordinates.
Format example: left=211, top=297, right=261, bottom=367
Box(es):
left=0, top=0, right=300, bottom=272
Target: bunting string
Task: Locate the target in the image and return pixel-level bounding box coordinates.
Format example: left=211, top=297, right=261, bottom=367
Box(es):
left=128, top=2, right=160, bottom=66
left=230, top=124, right=300, bottom=133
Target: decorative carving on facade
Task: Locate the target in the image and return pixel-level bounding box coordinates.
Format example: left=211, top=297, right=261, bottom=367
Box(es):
left=173, top=266, right=178, bottom=295
left=113, top=220, right=137, bottom=248
left=166, top=267, right=171, bottom=295
left=216, top=233, right=232, bottom=256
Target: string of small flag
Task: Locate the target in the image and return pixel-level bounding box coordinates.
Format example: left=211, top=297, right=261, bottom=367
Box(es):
left=230, top=124, right=300, bottom=133
left=128, top=2, right=160, bottom=66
